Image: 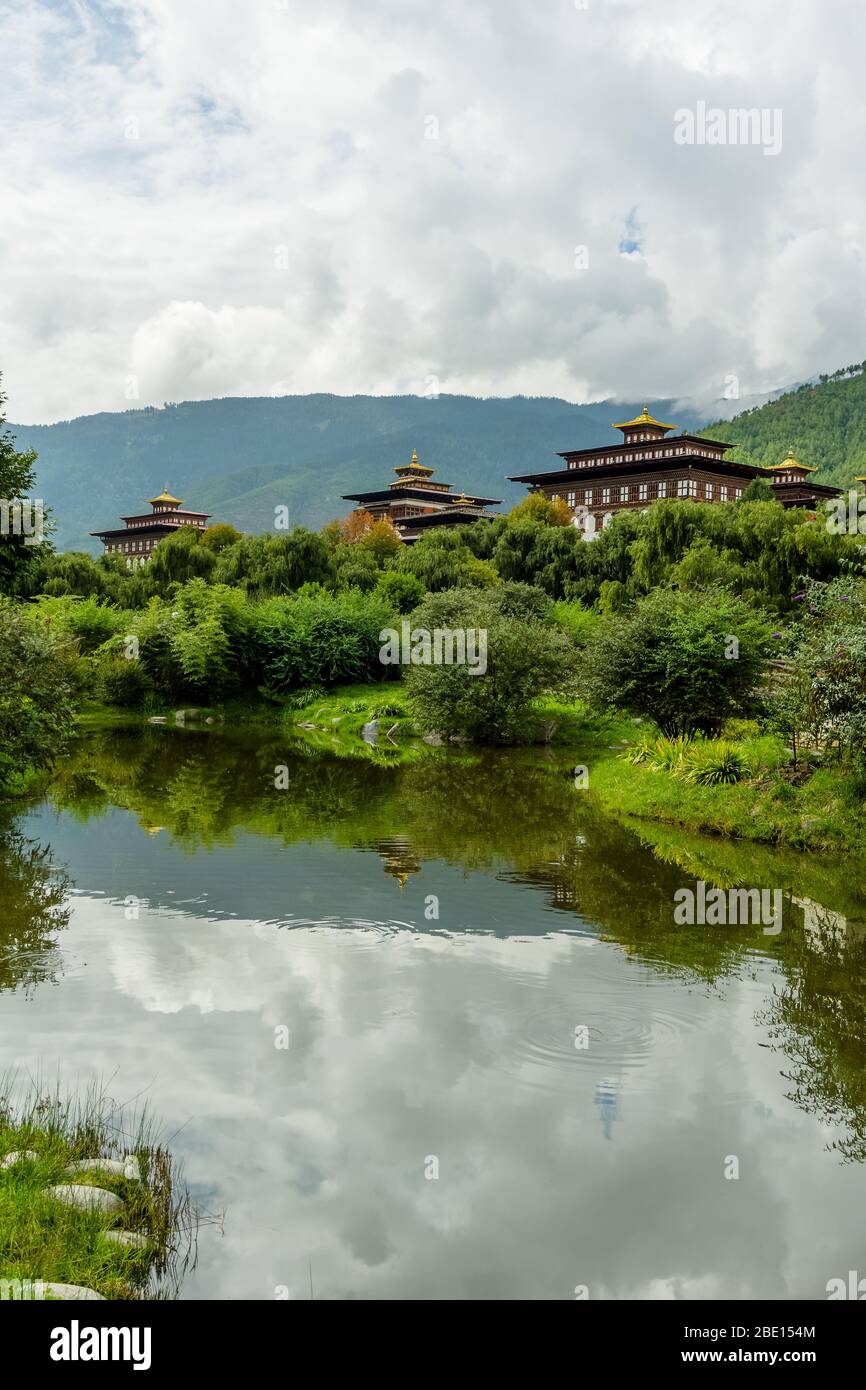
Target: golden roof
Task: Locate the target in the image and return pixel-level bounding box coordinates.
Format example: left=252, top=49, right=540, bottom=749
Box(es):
left=450, top=491, right=472, bottom=505
left=395, top=448, right=434, bottom=476
left=765, top=448, right=816, bottom=474
left=149, top=483, right=184, bottom=506
left=612, top=404, right=676, bottom=432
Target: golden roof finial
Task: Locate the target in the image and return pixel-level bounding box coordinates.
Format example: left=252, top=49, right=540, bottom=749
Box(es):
left=766, top=446, right=816, bottom=473
left=148, top=484, right=184, bottom=506
left=612, top=405, right=676, bottom=432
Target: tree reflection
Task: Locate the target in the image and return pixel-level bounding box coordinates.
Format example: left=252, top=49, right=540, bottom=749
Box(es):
left=0, top=828, right=71, bottom=994
left=44, top=726, right=866, bottom=1160
left=759, top=908, right=866, bottom=1163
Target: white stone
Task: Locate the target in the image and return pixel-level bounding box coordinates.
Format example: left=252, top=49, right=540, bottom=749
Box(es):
left=64, top=1155, right=141, bottom=1181
left=47, top=1184, right=125, bottom=1215
left=1, top=1149, right=39, bottom=1168
left=100, top=1229, right=151, bottom=1251
left=41, top=1282, right=106, bottom=1301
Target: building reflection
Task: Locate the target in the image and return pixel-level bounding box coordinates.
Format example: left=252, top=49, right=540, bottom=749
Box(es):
left=377, top=837, right=423, bottom=891
left=595, top=1080, right=620, bottom=1140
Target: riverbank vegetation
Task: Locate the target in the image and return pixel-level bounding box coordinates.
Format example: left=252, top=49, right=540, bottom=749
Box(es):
left=2, top=382, right=866, bottom=845
left=0, top=1078, right=194, bottom=1300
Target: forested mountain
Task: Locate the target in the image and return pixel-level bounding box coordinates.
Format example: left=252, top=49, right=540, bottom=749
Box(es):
left=13, top=365, right=866, bottom=555
left=11, top=394, right=707, bottom=553
left=704, top=362, right=866, bottom=484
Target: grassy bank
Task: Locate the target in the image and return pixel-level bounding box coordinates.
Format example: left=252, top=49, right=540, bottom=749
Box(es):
left=589, top=752, right=866, bottom=852
left=0, top=1081, right=194, bottom=1300
left=76, top=685, right=635, bottom=749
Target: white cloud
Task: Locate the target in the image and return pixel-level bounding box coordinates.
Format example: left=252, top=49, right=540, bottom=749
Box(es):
left=1, top=0, right=865, bottom=421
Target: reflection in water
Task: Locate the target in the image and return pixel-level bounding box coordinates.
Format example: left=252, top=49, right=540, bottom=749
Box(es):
left=760, top=908, right=866, bottom=1163
left=594, top=1080, right=620, bottom=1141
left=377, top=837, right=423, bottom=891
left=0, top=726, right=866, bottom=1298
left=0, top=824, right=70, bottom=995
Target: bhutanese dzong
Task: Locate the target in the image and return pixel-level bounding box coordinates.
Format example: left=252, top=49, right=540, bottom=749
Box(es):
left=92, top=408, right=845, bottom=562
left=509, top=406, right=841, bottom=529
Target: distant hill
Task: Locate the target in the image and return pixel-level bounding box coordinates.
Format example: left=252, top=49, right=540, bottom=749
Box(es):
left=11, top=393, right=711, bottom=554
left=703, top=362, right=866, bottom=484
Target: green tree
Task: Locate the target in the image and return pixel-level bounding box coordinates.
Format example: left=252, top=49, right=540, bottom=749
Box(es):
left=200, top=522, right=243, bottom=553
left=0, top=378, right=53, bottom=596
left=375, top=570, right=426, bottom=612
left=404, top=585, right=573, bottom=743
left=580, top=587, right=772, bottom=736
left=147, top=526, right=217, bottom=593
left=214, top=530, right=333, bottom=598
left=0, top=599, right=77, bottom=791
left=738, top=477, right=776, bottom=504
left=771, top=577, right=866, bottom=765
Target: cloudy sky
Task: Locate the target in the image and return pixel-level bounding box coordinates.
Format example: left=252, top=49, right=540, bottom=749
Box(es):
left=2, top=0, right=865, bottom=423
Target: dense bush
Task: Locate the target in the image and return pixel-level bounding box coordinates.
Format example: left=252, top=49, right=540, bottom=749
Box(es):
left=404, top=584, right=574, bottom=743
left=31, top=594, right=129, bottom=653
left=375, top=570, right=426, bottom=612
left=214, top=530, right=334, bottom=598
left=0, top=599, right=77, bottom=791
left=252, top=589, right=397, bottom=695
left=770, top=577, right=866, bottom=764
left=580, top=587, right=772, bottom=736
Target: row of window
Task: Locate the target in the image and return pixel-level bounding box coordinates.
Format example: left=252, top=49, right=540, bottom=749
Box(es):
left=107, top=539, right=154, bottom=553
left=129, top=514, right=205, bottom=526
left=567, top=445, right=722, bottom=470
left=556, top=480, right=743, bottom=506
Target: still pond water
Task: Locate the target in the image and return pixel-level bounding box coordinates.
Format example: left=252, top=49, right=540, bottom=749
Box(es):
left=1, top=724, right=865, bottom=1300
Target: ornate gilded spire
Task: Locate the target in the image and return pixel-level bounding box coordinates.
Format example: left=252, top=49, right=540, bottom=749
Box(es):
left=612, top=404, right=677, bottom=433
left=394, top=448, right=434, bottom=478
left=149, top=484, right=183, bottom=506
left=765, top=447, right=816, bottom=473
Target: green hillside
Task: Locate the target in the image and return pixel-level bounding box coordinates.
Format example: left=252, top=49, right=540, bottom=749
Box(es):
left=11, top=393, right=707, bottom=554
left=704, top=362, right=866, bottom=485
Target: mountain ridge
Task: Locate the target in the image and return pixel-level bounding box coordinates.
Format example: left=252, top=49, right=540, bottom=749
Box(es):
left=12, top=371, right=863, bottom=554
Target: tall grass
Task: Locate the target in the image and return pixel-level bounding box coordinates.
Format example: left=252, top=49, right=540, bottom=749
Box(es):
left=0, top=1074, right=197, bottom=1300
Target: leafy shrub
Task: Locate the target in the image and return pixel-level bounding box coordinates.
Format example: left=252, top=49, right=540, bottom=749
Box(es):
left=282, top=686, right=326, bottom=709
left=375, top=570, right=426, bottom=612
left=552, top=599, right=600, bottom=647
left=580, top=587, right=772, bottom=736
left=738, top=733, right=787, bottom=775
left=0, top=599, right=77, bottom=791
left=252, top=590, right=395, bottom=694
left=30, top=595, right=128, bottom=653
left=404, top=585, right=574, bottom=743
left=99, top=653, right=155, bottom=707
left=369, top=701, right=406, bottom=718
